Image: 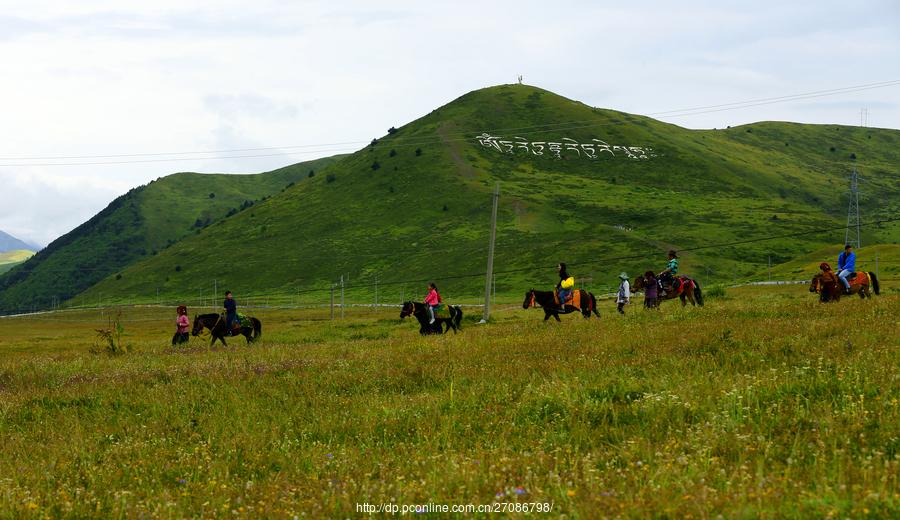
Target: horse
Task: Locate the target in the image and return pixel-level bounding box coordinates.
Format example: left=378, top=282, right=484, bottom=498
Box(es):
left=191, top=313, right=262, bottom=346
left=632, top=274, right=704, bottom=307
left=523, top=289, right=600, bottom=321
left=400, top=301, right=463, bottom=335
left=810, top=271, right=879, bottom=302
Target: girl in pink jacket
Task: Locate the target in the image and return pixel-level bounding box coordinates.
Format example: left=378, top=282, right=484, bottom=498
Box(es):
left=424, top=283, right=441, bottom=324
left=172, top=305, right=191, bottom=345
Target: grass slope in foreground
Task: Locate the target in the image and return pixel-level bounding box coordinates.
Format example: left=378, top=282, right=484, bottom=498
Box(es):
left=0, top=287, right=897, bottom=516
left=81, top=84, right=900, bottom=306
left=0, top=156, right=341, bottom=313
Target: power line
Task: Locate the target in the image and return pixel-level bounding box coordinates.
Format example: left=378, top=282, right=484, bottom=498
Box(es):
left=1, top=79, right=897, bottom=167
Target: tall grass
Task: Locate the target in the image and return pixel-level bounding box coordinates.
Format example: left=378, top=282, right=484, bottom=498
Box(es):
left=0, top=286, right=897, bottom=517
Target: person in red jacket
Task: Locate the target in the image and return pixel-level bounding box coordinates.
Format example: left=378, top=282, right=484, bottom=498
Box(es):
left=424, top=282, right=442, bottom=324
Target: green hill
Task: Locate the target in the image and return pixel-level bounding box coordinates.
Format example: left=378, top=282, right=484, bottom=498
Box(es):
left=0, top=250, right=33, bottom=275
left=44, top=85, right=900, bottom=307
left=0, top=156, right=341, bottom=313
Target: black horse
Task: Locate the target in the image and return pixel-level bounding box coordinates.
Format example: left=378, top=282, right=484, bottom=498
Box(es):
left=191, top=313, right=262, bottom=346
left=523, top=289, right=600, bottom=321
left=400, top=301, right=463, bottom=335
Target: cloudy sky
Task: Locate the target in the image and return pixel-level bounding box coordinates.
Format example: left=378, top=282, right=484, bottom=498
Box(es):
left=1, top=0, right=899, bottom=246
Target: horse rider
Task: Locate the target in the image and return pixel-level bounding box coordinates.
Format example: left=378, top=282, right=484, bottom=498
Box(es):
left=837, top=244, right=856, bottom=294
left=658, top=250, right=679, bottom=297
left=223, top=290, right=238, bottom=335
left=424, top=282, right=441, bottom=325
left=557, top=262, right=575, bottom=311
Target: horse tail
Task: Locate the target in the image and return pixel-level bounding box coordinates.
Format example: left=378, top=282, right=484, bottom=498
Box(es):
left=868, top=272, right=880, bottom=295
left=693, top=279, right=704, bottom=307
left=253, top=317, right=262, bottom=339
left=454, top=306, right=463, bottom=330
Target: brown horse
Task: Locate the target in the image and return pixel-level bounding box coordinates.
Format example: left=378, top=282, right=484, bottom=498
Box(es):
left=523, top=289, right=600, bottom=321
left=632, top=275, right=703, bottom=307
left=810, top=271, right=879, bottom=302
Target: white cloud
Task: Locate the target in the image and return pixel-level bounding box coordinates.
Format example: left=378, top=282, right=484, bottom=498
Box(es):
left=0, top=0, right=898, bottom=244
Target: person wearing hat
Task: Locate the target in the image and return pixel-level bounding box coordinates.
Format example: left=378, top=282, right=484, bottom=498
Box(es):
left=616, top=272, right=630, bottom=315
left=658, top=250, right=679, bottom=297
left=836, top=244, right=856, bottom=294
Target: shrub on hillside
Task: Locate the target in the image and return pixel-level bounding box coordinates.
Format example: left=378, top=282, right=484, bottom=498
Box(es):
left=326, top=174, right=336, bottom=183
left=209, top=193, right=215, bottom=199
left=387, top=126, right=398, bottom=135
left=371, top=161, right=381, bottom=171
left=389, top=149, right=397, bottom=157
left=415, top=148, right=422, bottom=156
left=308, top=170, right=315, bottom=178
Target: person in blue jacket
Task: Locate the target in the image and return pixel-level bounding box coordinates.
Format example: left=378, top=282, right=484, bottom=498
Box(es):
left=837, top=244, right=856, bottom=294
left=223, top=291, right=238, bottom=335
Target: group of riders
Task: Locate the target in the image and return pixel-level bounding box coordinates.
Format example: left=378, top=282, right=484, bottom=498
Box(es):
left=173, top=251, right=692, bottom=342
left=556, top=249, right=683, bottom=314
left=813, top=243, right=880, bottom=302
left=173, top=246, right=867, bottom=342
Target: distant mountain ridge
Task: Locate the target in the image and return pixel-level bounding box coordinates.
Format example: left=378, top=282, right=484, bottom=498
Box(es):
left=0, top=155, right=343, bottom=313
left=0, top=230, right=37, bottom=253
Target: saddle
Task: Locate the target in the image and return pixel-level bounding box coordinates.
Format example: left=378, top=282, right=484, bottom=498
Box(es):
left=659, top=277, right=685, bottom=295
left=432, top=303, right=452, bottom=319
left=553, top=289, right=583, bottom=308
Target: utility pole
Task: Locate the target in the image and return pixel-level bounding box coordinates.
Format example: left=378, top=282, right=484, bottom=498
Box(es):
left=845, top=166, right=861, bottom=248
left=375, top=276, right=378, bottom=307
left=340, top=275, right=344, bottom=319
left=481, top=182, right=500, bottom=323
left=768, top=255, right=772, bottom=281
left=331, top=284, right=335, bottom=320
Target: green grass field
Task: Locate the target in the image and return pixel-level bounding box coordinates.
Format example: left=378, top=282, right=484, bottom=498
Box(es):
left=1, top=286, right=897, bottom=517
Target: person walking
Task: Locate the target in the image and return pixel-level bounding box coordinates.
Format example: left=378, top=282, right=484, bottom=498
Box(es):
left=616, top=272, right=630, bottom=315
left=642, top=271, right=659, bottom=309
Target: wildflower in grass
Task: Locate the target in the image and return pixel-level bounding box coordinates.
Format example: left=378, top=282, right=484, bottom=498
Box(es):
left=515, top=486, right=526, bottom=495
left=567, top=489, right=576, bottom=497
left=326, top=453, right=334, bottom=459
left=177, top=478, right=187, bottom=485
left=495, top=491, right=504, bottom=498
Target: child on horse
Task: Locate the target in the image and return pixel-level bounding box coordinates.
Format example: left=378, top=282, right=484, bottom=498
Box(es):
left=424, top=283, right=441, bottom=325
left=658, top=250, right=679, bottom=297
left=837, top=244, right=856, bottom=294
left=223, top=291, right=239, bottom=335
left=818, top=262, right=840, bottom=302
left=172, top=305, right=190, bottom=345
left=557, top=263, right=575, bottom=312
left=616, top=272, right=630, bottom=315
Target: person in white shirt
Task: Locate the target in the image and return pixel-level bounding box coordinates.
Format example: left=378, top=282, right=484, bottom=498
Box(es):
left=616, top=272, right=630, bottom=315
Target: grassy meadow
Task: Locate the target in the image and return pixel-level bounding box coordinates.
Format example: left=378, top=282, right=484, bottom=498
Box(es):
left=0, top=285, right=898, bottom=518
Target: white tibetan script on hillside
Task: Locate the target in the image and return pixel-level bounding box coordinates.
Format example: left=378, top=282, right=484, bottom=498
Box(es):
left=475, top=134, right=655, bottom=160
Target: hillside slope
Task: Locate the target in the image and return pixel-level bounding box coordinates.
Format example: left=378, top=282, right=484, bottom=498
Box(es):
left=0, top=156, right=341, bottom=313
left=64, top=85, right=900, bottom=305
